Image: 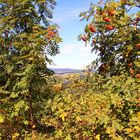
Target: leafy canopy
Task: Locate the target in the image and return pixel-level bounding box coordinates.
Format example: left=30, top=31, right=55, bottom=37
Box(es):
left=79, top=0, right=140, bottom=77
left=0, top=0, right=61, bottom=139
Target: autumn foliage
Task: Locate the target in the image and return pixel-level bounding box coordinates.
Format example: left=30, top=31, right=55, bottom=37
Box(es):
left=44, top=73, right=140, bottom=140
left=0, top=0, right=140, bottom=139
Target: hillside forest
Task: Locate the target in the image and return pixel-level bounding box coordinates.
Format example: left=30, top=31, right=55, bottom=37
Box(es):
left=0, top=0, right=140, bottom=140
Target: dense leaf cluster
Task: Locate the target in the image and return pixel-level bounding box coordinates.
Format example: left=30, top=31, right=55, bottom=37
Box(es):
left=79, top=0, right=140, bottom=77
left=45, top=74, right=140, bottom=140
left=0, top=0, right=61, bottom=139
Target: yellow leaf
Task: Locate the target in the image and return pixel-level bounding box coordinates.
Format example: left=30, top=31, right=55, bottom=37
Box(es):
left=138, top=112, right=140, bottom=122
left=76, top=116, right=82, bottom=121
left=95, top=134, right=100, bottom=140
left=134, top=61, right=140, bottom=67
left=32, top=124, right=36, bottom=129
left=12, top=133, right=19, bottom=139
left=60, top=112, right=68, bottom=121
left=124, top=128, right=133, bottom=133
left=0, top=114, right=4, bottom=123
left=134, top=126, right=140, bottom=131
left=28, top=57, right=34, bottom=61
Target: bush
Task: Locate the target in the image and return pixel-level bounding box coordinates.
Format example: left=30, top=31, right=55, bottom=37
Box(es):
left=43, top=74, right=140, bottom=140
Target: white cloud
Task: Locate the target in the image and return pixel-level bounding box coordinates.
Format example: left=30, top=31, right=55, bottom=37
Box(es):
left=60, top=44, right=77, bottom=54
left=52, top=7, right=88, bottom=24
left=60, top=43, right=91, bottom=54
left=48, top=43, right=97, bottom=69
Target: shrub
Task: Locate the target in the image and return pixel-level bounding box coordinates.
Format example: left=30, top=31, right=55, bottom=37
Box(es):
left=44, top=74, right=140, bottom=139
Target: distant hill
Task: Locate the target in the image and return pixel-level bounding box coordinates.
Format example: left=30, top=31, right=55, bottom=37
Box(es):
left=49, top=68, right=82, bottom=74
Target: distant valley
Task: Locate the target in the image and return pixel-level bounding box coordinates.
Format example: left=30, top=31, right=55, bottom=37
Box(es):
left=50, top=68, right=82, bottom=74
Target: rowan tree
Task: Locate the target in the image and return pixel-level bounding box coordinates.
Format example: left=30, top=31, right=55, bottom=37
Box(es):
left=79, top=0, right=140, bottom=77
left=0, top=0, right=61, bottom=139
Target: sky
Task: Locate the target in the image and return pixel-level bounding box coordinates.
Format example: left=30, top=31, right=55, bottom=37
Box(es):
left=49, top=0, right=98, bottom=69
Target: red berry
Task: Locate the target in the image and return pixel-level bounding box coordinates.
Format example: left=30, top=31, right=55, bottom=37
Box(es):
left=135, top=43, right=140, bottom=49
left=129, top=68, right=134, bottom=75
left=81, top=36, right=87, bottom=42
left=46, top=29, right=56, bottom=40
left=128, top=63, right=133, bottom=67
left=103, top=17, right=111, bottom=22
left=108, top=10, right=115, bottom=16
left=88, top=24, right=96, bottom=32
left=105, top=25, right=114, bottom=30
left=136, top=74, right=140, bottom=79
